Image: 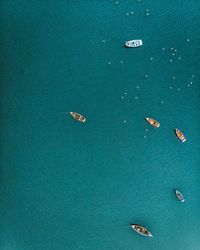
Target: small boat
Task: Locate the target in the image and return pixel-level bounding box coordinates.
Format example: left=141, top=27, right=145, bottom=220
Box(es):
left=146, top=117, right=160, bottom=128
left=131, top=224, right=153, bottom=237
left=175, top=128, right=186, bottom=142
left=175, top=190, right=185, bottom=203
left=69, top=112, right=86, bottom=123
left=125, top=40, right=143, bottom=48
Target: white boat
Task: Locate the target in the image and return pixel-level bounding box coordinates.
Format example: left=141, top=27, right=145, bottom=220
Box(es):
left=131, top=224, right=153, bottom=237
left=125, top=40, right=143, bottom=48
left=175, top=128, right=186, bottom=142
left=175, top=190, right=185, bottom=203
left=69, top=112, right=86, bottom=123
left=146, top=117, right=160, bottom=128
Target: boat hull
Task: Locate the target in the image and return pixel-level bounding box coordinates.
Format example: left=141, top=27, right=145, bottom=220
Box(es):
left=131, top=224, right=153, bottom=237
left=125, top=40, right=143, bottom=48
left=69, top=112, right=86, bottom=123
left=175, top=129, right=186, bottom=142
left=146, top=117, right=160, bottom=128
left=175, top=190, right=185, bottom=203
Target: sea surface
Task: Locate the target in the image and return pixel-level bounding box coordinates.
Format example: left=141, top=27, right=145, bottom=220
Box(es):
left=1, top=1, right=200, bottom=250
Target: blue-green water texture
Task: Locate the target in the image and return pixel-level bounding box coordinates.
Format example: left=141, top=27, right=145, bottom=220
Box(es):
left=1, top=1, right=200, bottom=250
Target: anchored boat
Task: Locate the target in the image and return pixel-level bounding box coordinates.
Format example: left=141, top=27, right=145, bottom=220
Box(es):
left=146, top=117, right=160, bottom=128
left=175, top=190, right=185, bottom=203
left=175, top=128, right=186, bottom=142
left=69, top=112, right=86, bottom=123
left=131, top=224, right=153, bottom=237
left=125, top=40, right=143, bottom=48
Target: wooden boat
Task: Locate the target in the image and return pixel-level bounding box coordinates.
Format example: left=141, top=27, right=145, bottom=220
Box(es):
left=175, top=190, right=185, bottom=203
left=125, top=40, right=143, bottom=48
left=131, top=224, right=153, bottom=237
left=145, top=117, right=160, bottom=128
left=69, top=112, right=86, bottom=123
left=175, top=128, right=186, bottom=142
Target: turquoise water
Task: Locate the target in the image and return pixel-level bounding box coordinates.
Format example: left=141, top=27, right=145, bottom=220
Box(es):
left=1, top=1, right=200, bottom=249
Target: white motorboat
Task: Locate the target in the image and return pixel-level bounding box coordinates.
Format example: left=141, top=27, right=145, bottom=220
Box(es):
left=175, top=190, right=185, bottom=203
left=131, top=224, right=153, bottom=237
left=125, top=40, right=143, bottom=48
